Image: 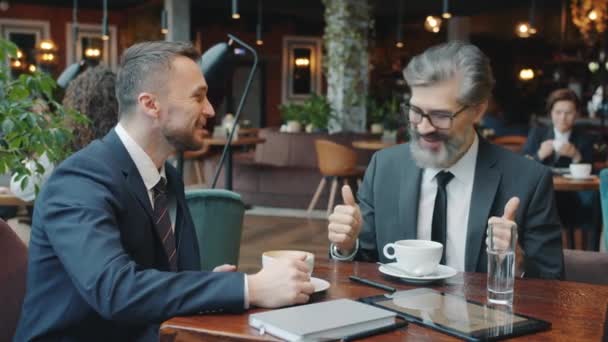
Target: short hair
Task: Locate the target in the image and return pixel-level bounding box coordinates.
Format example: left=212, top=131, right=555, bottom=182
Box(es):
left=546, top=88, right=581, bottom=114
left=115, top=41, right=200, bottom=116
left=62, top=65, right=118, bottom=151
left=403, top=41, right=495, bottom=106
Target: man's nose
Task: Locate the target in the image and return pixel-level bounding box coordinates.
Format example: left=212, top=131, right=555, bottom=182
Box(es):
left=416, top=116, right=436, bottom=135
left=203, top=98, right=215, bottom=118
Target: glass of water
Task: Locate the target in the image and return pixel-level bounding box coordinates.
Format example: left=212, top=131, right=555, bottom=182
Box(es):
left=487, top=222, right=517, bottom=305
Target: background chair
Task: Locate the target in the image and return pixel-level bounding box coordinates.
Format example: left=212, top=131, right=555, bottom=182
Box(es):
left=489, top=135, right=527, bottom=153
left=600, top=169, right=608, bottom=252
left=563, top=249, right=608, bottom=285
left=182, top=143, right=210, bottom=186
left=185, top=189, right=245, bottom=271
left=0, top=219, right=28, bottom=341
left=307, top=139, right=365, bottom=216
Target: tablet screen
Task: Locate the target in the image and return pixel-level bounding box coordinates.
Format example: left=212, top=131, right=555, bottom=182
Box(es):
left=360, top=288, right=550, bottom=341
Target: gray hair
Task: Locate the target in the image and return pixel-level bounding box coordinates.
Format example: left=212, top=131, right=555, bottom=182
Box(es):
left=403, top=41, right=495, bottom=106
left=115, top=41, right=200, bottom=117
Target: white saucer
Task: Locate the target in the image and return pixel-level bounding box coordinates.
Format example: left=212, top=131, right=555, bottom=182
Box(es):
left=563, top=174, right=596, bottom=181
left=311, top=277, right=330, bottom=292
left=378, top=263, right=458, bottom=284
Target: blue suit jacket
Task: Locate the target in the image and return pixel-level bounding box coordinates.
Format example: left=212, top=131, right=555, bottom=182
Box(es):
left=355, top=138, right=564, bottom=279
left=15, top=130, right=245, bottom=341
left=522, top=125, right=594, bottom=167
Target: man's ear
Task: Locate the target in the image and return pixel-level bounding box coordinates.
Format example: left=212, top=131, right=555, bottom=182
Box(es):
left=137, top=92, right=160, bottom=119
left=472, top=101, right=488, bottom=124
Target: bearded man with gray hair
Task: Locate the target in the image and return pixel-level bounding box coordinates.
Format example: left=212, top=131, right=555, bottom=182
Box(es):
left=327, top=41, right=563, bottom=279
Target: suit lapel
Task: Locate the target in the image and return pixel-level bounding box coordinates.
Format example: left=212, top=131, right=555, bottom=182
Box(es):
left=465, top=139, right=500, bottom=272
left=398, top=149, right=422, bottom=241
left=102, top=130, right=154, bottom=219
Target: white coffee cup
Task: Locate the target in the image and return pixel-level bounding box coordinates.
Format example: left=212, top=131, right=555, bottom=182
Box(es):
left=262, top=250, right=314, bottom=275
left=553, top=140, right=566, bottom=152
left=569, top=163, right=592, bottom=179
left=383, top=240, right=443, bottom=276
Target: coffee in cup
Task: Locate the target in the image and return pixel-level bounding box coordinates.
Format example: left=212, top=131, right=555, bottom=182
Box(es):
left=569, top=163, right=592, bottom=179
left=382, top=240, right=443, bottom=276
left=262, top=250, right=314, bottom=275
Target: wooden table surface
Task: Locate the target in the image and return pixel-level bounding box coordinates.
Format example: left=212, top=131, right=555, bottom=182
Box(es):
left=204, top=137, right=266, bottom=147
left=552, top=175, right=600, bottom=192
left=160, top=259, right=608, bottom=341
left=0, top=193, right=32, bottom=206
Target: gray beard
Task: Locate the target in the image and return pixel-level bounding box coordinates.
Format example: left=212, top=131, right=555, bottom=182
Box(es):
left=408, top=125, right=473, bottom=169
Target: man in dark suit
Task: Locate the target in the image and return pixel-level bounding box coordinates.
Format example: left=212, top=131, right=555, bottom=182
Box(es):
left=327, top=41, right=563, bottom=279
left=15, top=41, right=314, bottom=341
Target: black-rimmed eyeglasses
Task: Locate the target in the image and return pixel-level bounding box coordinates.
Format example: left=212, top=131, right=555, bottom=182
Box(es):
left=401, top=103, right=468, bottom=130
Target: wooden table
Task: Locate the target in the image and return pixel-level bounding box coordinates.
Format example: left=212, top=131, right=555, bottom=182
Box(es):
left=352, top=140, right=398, bottom=150
left=203, top=137, right=266, bottom=190
left=552, top=175, right=600, bottom=191
left=0, top=193, right=32, bottom=206
left=160, top=259, right=608, bottom=341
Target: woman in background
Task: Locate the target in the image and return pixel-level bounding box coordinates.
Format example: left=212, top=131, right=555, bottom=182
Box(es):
left=522, top=88, right=597, bottom=250
left=10, top=65, right=118, bottom=201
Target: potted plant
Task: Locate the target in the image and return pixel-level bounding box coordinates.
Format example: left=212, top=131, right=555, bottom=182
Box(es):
left=279, top=102, right=304, bottom=132
left=0, top=38, right=88, bottom=194
left=301, top=94, right=333, bottom=133
left=381, top=96, right=401, bottom=143
left=366, top=97, right=385, bottom=134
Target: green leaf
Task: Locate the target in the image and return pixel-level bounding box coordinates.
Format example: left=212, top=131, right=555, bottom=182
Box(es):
left=2, top=118, right=14, bottom=133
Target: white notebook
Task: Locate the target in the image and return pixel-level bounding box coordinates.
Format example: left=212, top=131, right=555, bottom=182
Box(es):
left=249, top=299, right=396, bottom=341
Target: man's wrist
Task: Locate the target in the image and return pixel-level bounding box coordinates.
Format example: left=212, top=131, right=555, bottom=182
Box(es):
left=330, top=239, right=359, bottom=261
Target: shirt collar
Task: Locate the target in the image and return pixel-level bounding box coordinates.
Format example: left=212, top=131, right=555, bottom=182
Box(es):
left=115, top=123, right=166, bottom=192
left=423, top=133, right=479, bottom=186
left=553, top=127, right=571, bottom=142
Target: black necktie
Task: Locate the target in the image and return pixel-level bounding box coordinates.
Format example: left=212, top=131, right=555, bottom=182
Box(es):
left=431, top=171, right=454, bottom=265
left=153, top=177, right=177, bottom=271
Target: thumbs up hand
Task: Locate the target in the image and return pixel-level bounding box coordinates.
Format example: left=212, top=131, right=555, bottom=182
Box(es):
left=486, top=197, right=519, bottom=251
left=328, top=185, right=363, bottom=255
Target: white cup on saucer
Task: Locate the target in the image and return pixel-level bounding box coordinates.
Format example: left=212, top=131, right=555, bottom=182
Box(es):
left=383, top=240, right=443, bottom=276
left=569, top=163, right=592, bottom=179
left=262, top=250, right=314, bottom=276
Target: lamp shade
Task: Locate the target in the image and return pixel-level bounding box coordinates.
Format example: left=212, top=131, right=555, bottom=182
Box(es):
left=56, top=61, right=83, bottom=88
left=200, top=42, right=232, bottom=85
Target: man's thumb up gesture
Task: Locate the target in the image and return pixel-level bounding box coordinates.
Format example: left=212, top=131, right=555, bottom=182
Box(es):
left=328, top=185, right=362, bottom=255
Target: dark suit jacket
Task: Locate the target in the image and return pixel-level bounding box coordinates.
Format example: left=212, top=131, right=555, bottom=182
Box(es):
left=15, top=130, right=245, bottom=342
left=355, top=138, right=564, bottom=279
left=522, top=126, right=594, bottom=167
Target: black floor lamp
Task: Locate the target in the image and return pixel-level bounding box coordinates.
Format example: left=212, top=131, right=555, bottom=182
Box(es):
left=178, top=34, right=258, bottom=189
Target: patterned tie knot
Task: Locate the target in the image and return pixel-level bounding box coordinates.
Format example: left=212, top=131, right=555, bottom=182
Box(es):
left=435, top=171, right=454, bottom=188
left=154, top=177, right=168, bottom=195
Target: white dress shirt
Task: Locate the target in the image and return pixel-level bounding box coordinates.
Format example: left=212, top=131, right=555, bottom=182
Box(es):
left=115, top=123, right=249, bottom=308
left=417, top=135, right=478, bottom=271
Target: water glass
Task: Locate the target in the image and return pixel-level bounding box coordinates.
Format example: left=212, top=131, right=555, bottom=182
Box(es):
left=487, top=222, right=517, bottom=305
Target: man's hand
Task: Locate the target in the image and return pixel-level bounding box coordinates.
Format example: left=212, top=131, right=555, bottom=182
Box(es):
left=558, top=142, right=581, bottom=161
left=212, top=264, right=236, bottom=272
left=537, top=140, right=554, bottom=160
left=486, top=197, right=525, bottom=277
left=328, top=185, right=362, bottom=255
left=247, top=253, right=314, bottom=308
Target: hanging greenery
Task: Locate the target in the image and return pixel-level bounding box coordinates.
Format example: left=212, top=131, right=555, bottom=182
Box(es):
left=322, top=0, right=371, bottom=133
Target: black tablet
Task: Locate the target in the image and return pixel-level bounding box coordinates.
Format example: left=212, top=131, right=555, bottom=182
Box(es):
left=358, top=288, right=550, bottom=341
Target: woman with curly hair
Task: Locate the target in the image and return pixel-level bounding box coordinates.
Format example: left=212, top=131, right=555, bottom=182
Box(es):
left=63, top=65, right=119, bottom=150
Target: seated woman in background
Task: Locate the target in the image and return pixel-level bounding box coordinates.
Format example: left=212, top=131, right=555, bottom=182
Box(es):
left=9, top=65, right=118, bottom=201
left=522, top=88, right=593, bottom=165
left=522, top=88, right=597, bottom=249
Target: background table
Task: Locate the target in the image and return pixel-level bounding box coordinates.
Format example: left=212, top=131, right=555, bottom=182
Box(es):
left=160, top=259, right=608, bottom=341
left=352, top=140, right=398, bottom=150
left=203, top=137, right=265, bottom=190
left=0, top=194, right=31, bottom=206
left=552, top=175, right=600, bottom=192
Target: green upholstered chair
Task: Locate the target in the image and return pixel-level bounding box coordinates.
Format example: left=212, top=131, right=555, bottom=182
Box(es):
left=599, top=169, right=608, bottom=251
left=185, top=189, right=245, bottom=271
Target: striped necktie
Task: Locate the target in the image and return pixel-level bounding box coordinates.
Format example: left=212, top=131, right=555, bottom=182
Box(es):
left=153, top=177, right=177, bottom=271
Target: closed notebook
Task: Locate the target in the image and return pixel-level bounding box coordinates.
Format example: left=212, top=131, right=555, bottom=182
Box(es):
left=249, top=299, right=396, bottom=341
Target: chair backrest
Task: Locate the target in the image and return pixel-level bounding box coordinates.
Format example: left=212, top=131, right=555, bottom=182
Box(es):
left=563, top=249, right=608, bottom=285
left=0, top=219, right=27, bottom=341
left=314, top=139, right=358, bottom=176
left=600, top=169, right=608, bottom=251
left=185, top=189, right=245, bottom=271
left=490, top=135, right=527, bottom=153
